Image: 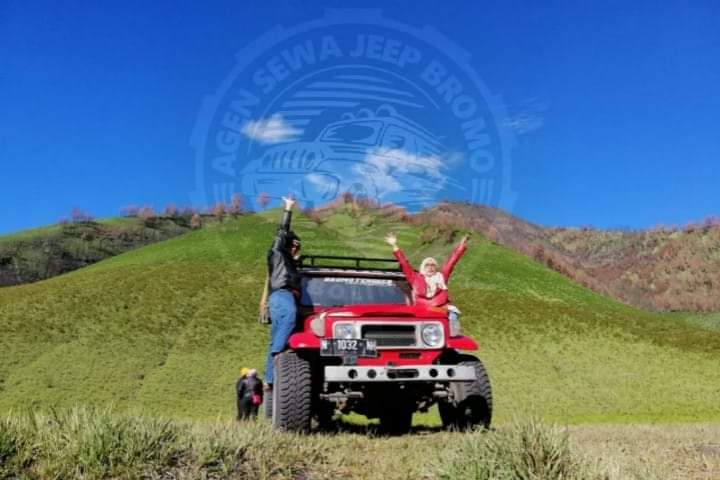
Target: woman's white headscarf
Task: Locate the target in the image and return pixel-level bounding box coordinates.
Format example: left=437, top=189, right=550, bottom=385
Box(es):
left=420, top=257, right=447, bottom=298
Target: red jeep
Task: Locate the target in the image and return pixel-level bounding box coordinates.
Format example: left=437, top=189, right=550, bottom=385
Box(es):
left=267, top=255, right=492, bottom=434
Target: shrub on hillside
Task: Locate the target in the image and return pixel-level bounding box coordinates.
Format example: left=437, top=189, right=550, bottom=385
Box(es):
left=533, top=245, right=546, bottom=263
left=340, top=191, right=354, bottom=204
left=377, top=203, right=409, bottom=222
left=138, top=206, right=156, bottom=227
left=486, top=225, right=500, bottom=243
left=121, top=205, right=140, bottom=217
left=345, top=200, right=363, bottom=218
left=355, top=196, right=380, bottom=209
left=190, top=214, right=203, bottom=230
left=164, top=203, right=178, bottom=217
left=683, top=222, right=700, bottom=234
left=703, top=215, right=720, bottom=229
left=419, top=226, right=456, bottom=245
left=256, top=192, right=271, bottom=210
left=70, top=207, right=94, bottom=224
left=303, top=207, right=325, bottom=225
left=212, top=202, right=226, bottom=222
left=228, top=193, right=243, bottom=217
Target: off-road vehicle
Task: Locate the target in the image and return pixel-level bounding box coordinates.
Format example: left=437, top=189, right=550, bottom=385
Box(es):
left=266, top=255, right=492, bottom=434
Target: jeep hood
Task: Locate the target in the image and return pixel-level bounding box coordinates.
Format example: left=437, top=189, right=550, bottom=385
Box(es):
left=321, top=304, right=446, bottom=319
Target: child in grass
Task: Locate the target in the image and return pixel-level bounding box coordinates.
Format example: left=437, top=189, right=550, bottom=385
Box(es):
left=236, top=369, right=263, bottom=420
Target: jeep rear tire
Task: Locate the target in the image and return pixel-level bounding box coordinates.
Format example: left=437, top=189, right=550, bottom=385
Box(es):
left=441, top=355, right=492, bottom=431
left=271, top=351, right=312, bottom=433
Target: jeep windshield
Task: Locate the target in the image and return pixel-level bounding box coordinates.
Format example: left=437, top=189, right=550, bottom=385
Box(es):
left=300, top=275, right=410, bottom=307
left=319, top=121, right=382, bottom=145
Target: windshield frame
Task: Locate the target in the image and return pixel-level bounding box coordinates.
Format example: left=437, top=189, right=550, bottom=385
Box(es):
left=298, top=271, right=412, bottom=308
left=318, top=120, right=383, bottom=146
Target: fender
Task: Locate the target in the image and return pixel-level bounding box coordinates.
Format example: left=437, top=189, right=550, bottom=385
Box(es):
left=288, top=332, right=321, bottom=349
left=447, top=336, right=478, bottom=351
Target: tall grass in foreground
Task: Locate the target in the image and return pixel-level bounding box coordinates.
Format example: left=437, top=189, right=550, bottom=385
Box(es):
left=0, top=407, right=327, bottom=479
left=0, top=407, right=605, bottom=479
left=431, top=420, right=602, bottom=480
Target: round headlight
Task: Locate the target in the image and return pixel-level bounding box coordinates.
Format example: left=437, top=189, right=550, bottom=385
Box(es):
left=422, top=324, right=443, bottom=347
left=334, top=323, right=356, bottom=339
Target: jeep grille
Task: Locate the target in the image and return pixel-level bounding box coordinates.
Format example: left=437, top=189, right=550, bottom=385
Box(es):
left=361, top=324, right=416, bottom=347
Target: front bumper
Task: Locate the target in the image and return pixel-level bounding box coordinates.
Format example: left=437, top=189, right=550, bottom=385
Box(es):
left=324, top=365, right=476, bottom=382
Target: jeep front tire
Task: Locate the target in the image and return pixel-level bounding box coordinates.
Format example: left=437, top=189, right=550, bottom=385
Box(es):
left=271, top=350, right=313, bottom=433
left=441, top=355, right=492, bottom=431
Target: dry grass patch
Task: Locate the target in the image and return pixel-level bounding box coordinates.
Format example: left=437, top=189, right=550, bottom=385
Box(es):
left=570, top=424, right=720, bottom=480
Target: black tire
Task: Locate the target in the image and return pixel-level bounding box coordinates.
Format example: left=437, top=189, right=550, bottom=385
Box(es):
left=264, top=389, right=272, bottom=419
left=313, top=400, right=336, bottom=431
left=379, top=404, right=413, bottom=435
left=442, top=355, right=492, bottom=431
left=438, top=398, right=457, bottom=427
left=271, top=351, right=313, bottom=433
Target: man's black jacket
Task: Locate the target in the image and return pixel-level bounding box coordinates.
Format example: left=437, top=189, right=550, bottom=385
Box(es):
left=267, top=209, right=301, bottom=293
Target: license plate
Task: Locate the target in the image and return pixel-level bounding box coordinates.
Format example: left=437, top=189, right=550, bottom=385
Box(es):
left=320, top=339, right=377, bottom=357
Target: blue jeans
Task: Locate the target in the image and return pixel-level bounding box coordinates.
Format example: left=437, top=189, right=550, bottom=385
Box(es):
left=264, top=289, right=297, bottom=385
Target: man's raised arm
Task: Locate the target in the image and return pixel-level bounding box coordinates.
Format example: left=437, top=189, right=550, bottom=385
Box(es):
left=271, top=196, right=295, bottom=251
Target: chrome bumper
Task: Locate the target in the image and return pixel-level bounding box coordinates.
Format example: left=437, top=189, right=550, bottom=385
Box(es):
left=324, top=365, right=476, bottom=382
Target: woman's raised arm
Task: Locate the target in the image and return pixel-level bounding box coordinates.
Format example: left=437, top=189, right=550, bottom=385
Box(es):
left=442, top=235, right=469, bottom=280
left=386, top=232, right=415, bottom=282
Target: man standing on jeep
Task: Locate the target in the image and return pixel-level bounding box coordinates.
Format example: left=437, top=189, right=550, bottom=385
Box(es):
left=263, top=196, right=301, bottom=392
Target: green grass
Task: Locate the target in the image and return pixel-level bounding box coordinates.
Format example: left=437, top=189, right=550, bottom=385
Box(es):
left=0, top=406, right=604, bottom=480
left=1, top=211, right=719, bottom=424
left=0, top=216, right=195, bottom=289
left=0, top=218, right=137, bottom=244
left=675, top=311, right=720, bottom=332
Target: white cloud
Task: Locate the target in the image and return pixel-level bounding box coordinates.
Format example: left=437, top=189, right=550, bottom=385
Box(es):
left=306, top=173, right=339, bottom=196
left=241, top=114, right=302, bottom=144
left=506, top=114, right=544, bottom=134
left=306, top=173, right=333, bottom=189
left=505, top=98, right=548, bottom=135
left=352, top=148, right=450, bottom=199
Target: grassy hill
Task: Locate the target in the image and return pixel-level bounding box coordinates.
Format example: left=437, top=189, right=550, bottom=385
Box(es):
left=1, top=206, right=719, bottom=424
left=0, top=216, right=198, bottom=288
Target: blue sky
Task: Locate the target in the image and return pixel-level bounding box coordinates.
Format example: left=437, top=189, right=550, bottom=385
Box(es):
left=1, top=0, right=718, bottom=234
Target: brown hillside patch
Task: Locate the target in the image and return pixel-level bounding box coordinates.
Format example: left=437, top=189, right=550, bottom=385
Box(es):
left=415, top=203, right=720, bottom=312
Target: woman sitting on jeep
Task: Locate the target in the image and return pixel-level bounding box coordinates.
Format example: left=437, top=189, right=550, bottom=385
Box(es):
left=384, top=232, right=468, bottom=320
